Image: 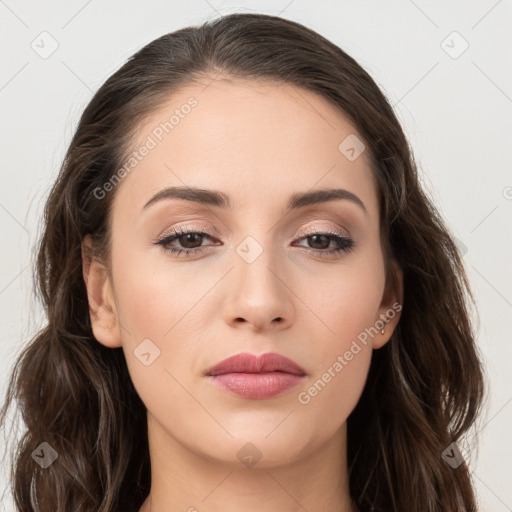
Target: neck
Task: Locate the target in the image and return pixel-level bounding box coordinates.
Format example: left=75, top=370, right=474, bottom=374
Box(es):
left=139, top=413, right=356, bottom=512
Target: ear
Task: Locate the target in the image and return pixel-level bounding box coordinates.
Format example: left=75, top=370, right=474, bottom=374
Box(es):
left=82, top=234, right=122, bottom=348
left=372, top=259, right=404, bottom=349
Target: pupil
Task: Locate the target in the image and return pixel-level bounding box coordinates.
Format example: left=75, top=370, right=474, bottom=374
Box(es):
left=310, top=234, right=329, bottom=249
left=181, top=233, right=201, bottom=248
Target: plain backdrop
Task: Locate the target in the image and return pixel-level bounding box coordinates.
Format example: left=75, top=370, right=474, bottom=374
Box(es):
left=0, top=1, right=511, bottom=510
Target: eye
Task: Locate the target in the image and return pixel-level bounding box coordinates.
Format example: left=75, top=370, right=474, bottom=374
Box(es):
left=292, top=229, right=355, bottom=257
left=154, top=227, right=355, bottom=258
left=154, top=226, right=219, bottom=257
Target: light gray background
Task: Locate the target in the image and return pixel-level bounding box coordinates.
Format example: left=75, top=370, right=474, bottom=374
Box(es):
left=1, top=1, right=511, bottom=510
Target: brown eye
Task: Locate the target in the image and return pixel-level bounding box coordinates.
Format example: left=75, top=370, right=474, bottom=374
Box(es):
left=176, top=233, right=204, bottom=249
left=292, top=230, right=355, bottom=257
left=306, top=234, right=331, bottom=250
left=155, top=227, right=218, bottom=256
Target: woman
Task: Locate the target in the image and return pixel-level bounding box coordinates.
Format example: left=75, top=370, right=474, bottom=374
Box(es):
left=1, top=12, right=485, bottom=512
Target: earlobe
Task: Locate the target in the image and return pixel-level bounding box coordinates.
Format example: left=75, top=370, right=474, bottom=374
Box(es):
left=372, top=259, right=404, bottom=350
left=81, top=235, right=122, bottom=348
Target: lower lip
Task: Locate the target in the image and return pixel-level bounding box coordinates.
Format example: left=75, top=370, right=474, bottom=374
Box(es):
left=207, top=372, right=305, bottom=399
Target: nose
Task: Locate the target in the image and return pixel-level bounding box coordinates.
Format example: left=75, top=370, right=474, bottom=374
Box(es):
left=221, top=245, right=295, bottom=332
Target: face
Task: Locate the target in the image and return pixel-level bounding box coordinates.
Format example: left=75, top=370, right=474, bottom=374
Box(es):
left=84, top=77, right=402, bottom=469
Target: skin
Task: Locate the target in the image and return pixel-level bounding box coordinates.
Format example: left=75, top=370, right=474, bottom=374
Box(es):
left=82, top=76, right=403, bottom=512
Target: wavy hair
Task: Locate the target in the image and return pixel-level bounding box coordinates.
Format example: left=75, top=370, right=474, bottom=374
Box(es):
left=1, top=12, right=485, bottom=512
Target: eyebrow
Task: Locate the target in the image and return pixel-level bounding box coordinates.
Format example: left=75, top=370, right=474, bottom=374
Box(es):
left=142, top=186, right=368, bottom=216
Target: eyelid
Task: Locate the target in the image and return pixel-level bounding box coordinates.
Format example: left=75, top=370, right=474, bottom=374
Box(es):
left=154, top=223, right=218, bottom=242
left=155, top=222, right=350, bottom=242
left=154, top=219, right=352, bottom=241
left=297, top=223, right=351, bottom=239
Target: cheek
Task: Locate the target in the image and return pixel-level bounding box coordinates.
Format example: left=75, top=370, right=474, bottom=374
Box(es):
left=292, top=262, right=383, bottom=423
left=110, top=240, right=208, bottom=338
left=108, top=244, right=200, bottom=400
left=295, top=343, right=372, bottom=453
left=294, top=280, right=377, bottom=440
left=297, top=257, right=384, bottom=350
left=300, top=342, right=372, bottom=400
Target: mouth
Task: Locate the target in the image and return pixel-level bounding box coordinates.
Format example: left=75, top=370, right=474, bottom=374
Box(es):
left=205, top=352, right=306, bottom=400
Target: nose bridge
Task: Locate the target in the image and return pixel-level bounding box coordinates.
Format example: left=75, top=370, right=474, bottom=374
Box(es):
left=233, top=232, right=285, bottom=298
left=221, top=231, right=295, bottom=329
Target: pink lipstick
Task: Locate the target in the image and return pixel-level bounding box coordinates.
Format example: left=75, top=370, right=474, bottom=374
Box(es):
left=205, top=352, right=306, bottom=400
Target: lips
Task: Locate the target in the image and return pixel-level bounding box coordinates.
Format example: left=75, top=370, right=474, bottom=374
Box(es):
left=205, top=352, right=307, bottom=400
left=206, top=352, right=306, bottom=377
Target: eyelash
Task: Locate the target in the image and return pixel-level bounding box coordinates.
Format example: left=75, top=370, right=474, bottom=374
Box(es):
left=154, top=226, right=355, bottom=258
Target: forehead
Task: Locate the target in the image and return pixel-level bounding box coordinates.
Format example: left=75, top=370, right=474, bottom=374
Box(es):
left=111, top=77, right=379, bottom=221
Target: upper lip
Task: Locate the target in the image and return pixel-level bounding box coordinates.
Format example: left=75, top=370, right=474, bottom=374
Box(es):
left=206, top=352, right=306, bottom=376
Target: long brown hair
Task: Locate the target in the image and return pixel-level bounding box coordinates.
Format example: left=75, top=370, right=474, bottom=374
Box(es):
left=1, top=13, right=485, bottom=512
